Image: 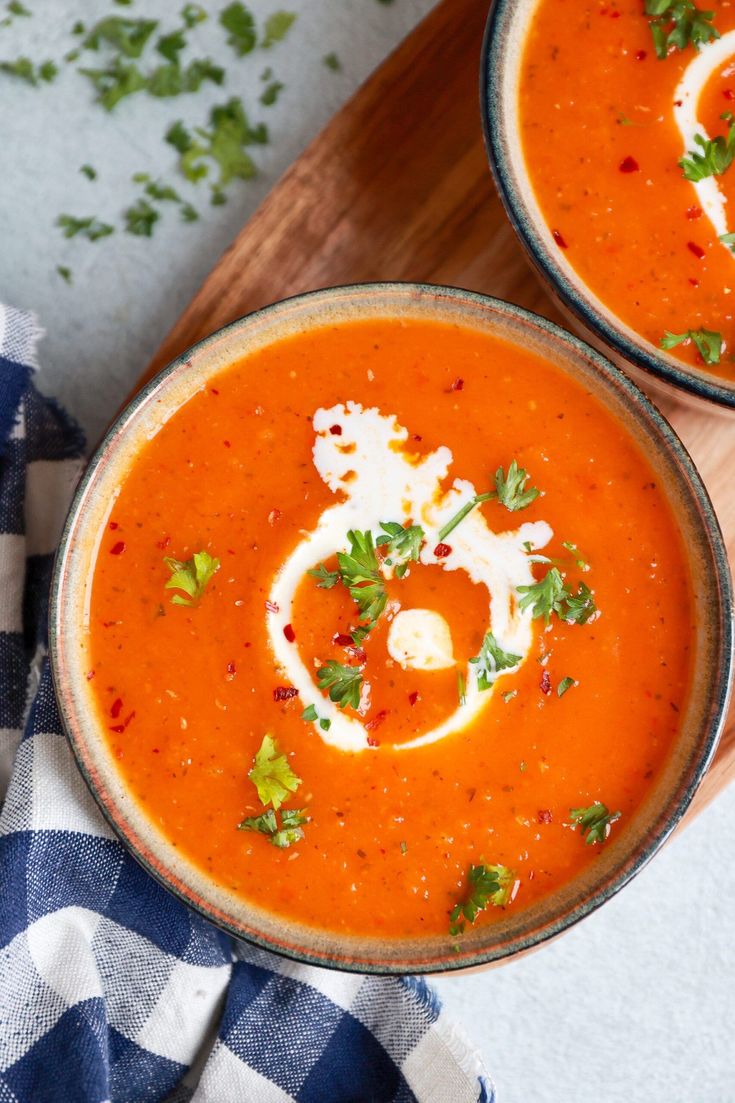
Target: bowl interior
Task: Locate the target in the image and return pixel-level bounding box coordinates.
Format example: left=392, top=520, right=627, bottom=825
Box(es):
left=50, top=283, right=733, bottom=973
left=482, top=0, right=735, bottom=411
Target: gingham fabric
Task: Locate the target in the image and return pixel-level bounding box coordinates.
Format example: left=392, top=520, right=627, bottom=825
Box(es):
left=0, top=305, right=493, bottom=1103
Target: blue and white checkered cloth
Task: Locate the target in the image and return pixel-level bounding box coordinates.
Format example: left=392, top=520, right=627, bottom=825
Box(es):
left=0, top=304, right=493, bottom=1103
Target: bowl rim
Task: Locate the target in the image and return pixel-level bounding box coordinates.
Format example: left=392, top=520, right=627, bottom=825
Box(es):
left=49, top=281, right=734, bottom=974
left=480, top=0, right=735, bottom=411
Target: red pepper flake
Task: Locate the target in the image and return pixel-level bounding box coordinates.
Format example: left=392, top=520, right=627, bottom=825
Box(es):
left=109, top=521, right=119, bottom=530
left=156, top=535, right=171, bottom=550
left=210, top=387, right=219, bottom=395
left=689, top=278, right=700, bottom=287
left=552, top=228, right=567, bottom=249
left=538, top=809, right=553, bottom=824
left=333, top=633, right=354, bottom=648
left=725, top=89, right=735, bottom=101
left=329, top=424, right=342, bottom=436
left=110, top=697, right=123, bottom=719
left=273, top=686, right=299, bottom=702
left=223, top=440, right=231, bottom=448
left=540, top=670, right=552, bottom=696
left=268, top=509, right=282, bottom=526
left=413, top=434, right=423, bottom=442
left=619, top=155, right=639, bottom=173
left=110, top=541, right=126, bottom=556
left=265, top=600, right=279, bottom=614
left=674, top=99, right=683, bottom=107
left=366, top=735, right=381, bottom=748
left=687, top=206, right=703, bottom=220
left=109, top=710, right=135, bottom=734
left=283, top=623, right=296, bottom=642
left=86, top=669, right=95, bottom=681
left=635, top=48, right=647, bottom=60
left=408, top=691, right=420, bottom=706
left=434, top=542, right=452, bottom=558
left=610, top=8, right=620, bottom=16
left=687, top=241, right=705, bottom=260
left=449, top=378, right=464, bottom=392
left=366, top=709, right=388, bottom=731
left=152, top=748, right=160, bottom=754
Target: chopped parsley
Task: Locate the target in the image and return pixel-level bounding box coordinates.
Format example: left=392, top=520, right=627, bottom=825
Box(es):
left=247, top=733, right=302, bottom=810
left=261, top=11, right=297, bottom=48
left=570, top=802, right=621, bottom=845
left=56, top=214, right=115, bottom=241
left=83, top=16, right=158, bottom=58
left=449, top=863, right=516, bottom=935
left=238, top=804, right=308, bottom=848
left=302, top=703, right=331, bottom=732
left=561, top=541, right=589, bottom=571
left=182, top=4, right=208, bottom=28
left=337, top=529, right=387, bottom=628
left=56, top=265, right=73, bottom=284
left=470, top=632, right=521, bottom=691
left=323, top=51, right=341, bottom=71
left=80, top=164, right=97, bottom=180
left=166, top=97, right=265, bottom=188
left=79, top=58, right=148, bottom=110
left=376, top=520, right=424, bottom=578
left=315, top=657, right=359, bottom=710
left=8, top=2, right=31, bottom=15
left=720, top=231, right=735, bottom=250
left=307, top=562, right=340, bottom=588
left=517, top=568, right=597, bottom=625
left=438, top=459, right=539, bottom=541
left=317, top=661, right=363, bottom=710
left=163, top=549, right=219, bottom=605
left=219, top=2, right=256, bottom=55
left=557, top=676, right=576, bottom=697
left=0, top=57, right=57, bottom=85
left=457, top=670, right=467, bottom=706
left=680, top=113, right=735, bottom=181
left=660, top=327, right=722, bottom=364
left=645, top=0, right=719, bottom=59
left=124, top=197, right=160, bottom=236
left=260, top=79, right=283, bottom=105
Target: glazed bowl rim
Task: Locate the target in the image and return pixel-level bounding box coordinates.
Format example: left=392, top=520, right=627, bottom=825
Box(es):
left=481, top=0, right=735, bottom=411
left=49, top=281, right=733, bottom=974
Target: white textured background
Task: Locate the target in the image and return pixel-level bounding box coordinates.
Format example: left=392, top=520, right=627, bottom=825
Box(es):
left=1, top=3, right=734, bottom=1101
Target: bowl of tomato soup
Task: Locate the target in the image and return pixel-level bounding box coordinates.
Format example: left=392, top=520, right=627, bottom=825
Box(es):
left=50, top=284, right=732, bottom=973
left=483, top=0, right=735, bottom=410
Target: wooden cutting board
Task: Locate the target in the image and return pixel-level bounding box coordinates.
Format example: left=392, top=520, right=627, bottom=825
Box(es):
left=143, top=0, right=735, bottom=822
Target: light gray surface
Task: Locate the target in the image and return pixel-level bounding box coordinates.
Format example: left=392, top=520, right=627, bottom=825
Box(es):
left=2, top=3, right=734, bottom=1102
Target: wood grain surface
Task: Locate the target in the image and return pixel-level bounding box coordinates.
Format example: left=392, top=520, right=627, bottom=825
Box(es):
left=143, top=0, right=735, bottom=823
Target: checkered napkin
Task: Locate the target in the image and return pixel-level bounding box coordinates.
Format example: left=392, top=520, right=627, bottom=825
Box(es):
left=0, top=305, right=493, bottom=1103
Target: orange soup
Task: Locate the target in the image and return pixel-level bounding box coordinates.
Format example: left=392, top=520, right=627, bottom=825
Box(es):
left=87, top=318, right=693, bottom=941
left=519, top=0, right=735, bottom=376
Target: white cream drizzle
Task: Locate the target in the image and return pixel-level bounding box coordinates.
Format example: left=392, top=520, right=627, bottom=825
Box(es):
left=267, top=402, right=552, bottom=753
left=673, top=30, right=735, bottom=250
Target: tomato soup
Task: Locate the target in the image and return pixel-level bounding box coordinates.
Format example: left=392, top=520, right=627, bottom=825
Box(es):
left=87, top=318, right=693, bottom=942
left=519, top=0, right=735, bottom=376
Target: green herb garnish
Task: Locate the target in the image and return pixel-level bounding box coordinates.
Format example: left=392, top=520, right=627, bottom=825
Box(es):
left=261, top=11, right=296, bottom=48
left=83, top=16, right=158, bottom=58
left=438, top=460, right=539, bottom=541
left=470, top=632, right=521, bottom=691
left=660, top=327, right=722, bottom=364
left=570, top=802, right=621, bottom=845
left=8, top=2, right=31, bottom=16
left=337, top=529, right=386, bottom=627
left=124, top=197, right=159, bottom=236
left=164, top=549, right=219, bottom=605
left=182, top=3, right=208, bottom=28
left=0, top=57, right=56, bottom=84
left=561, top=541, right=589, bottom=571
left=517, top=568, right=597, bottom=625
left=557, top=676, right=576, bottom=697
left=563, top=582, right=597, bottom=624
left=56, top=214, right=114, bottom=241
left=376, top=520, right=424, bottom=578
left=323, top=51, right=341, bottom=71
left=307, top=562, right=340, bottom=588
left=56, top=265, right=73, bottom=284
left=449, top=863, right=516, bottom=935
left=247, top=733, right=301, bottom=810
left=80, top=164, right=97, bottom=180
left=219, top=2, right=256, bottom=55
left=302, top=703, right=331, bottom=732
left=317, top=661, right=363, bottom=711
left=679, top=113, right=735, bottom=181
left=260, top=79, right=283, bottom=105
left=645, top=0, right=719, bottom=59
left=238, top=805, right=308, bottom=847
left=166, top=97, right=264, bottom=187
left=457, top=670, right=467, bottom=706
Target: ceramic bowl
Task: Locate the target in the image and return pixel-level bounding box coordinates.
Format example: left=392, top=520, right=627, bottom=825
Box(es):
left=50, top=283, right=733, bottom=973
left=481, top=0, right=735, bottom=413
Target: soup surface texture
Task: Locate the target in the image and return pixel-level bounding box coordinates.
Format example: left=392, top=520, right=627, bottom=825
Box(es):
left=88, top=318, right=693, bottom=941
left=519, top=0, right=735, bottom=377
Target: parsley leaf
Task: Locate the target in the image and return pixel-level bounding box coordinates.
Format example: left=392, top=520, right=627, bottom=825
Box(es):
left=144, top=179, right=181, bottom=202
left=80, top=163, right=97, bottom=180
left=261, top=11, right=297, bottom=48
left=124, top=197, right=160, bottom=236
left=449, top=864, right=516, bottom=935
left=337, top=529, right=387, bottom=627
left=238, top=805, right=308, bottom=847
left=323, top=52, right=341, bottom=71
left=660, top=327, right=722, bottom=364
left=157, top=29, right=186, bottom=63
left=259, top=79, right=283, bottom=106
left=56, top=265, right=73, bottom=284
left=83, top=16, right=158, bottom=58
left=563, top=582, right=597, bottom=625
left=0, top=57, right=56, bottom=85
left=557, top=676, right=576, bottom=697
left=517, top=569, right=597, bottom=625
left=56, top=214, right=114, bottom=241
left=470, top=632, right=521, bottom=691
left=494, top=460, right=540, bottom=511
left=182, top=3, right=208, bottom=28
left=79, top=58, right=147, bottom=110
left=679, top=113, right=735, bottom=181
left=163, top=549, right=219, bottom=605
left=376, top=520, right=424, bottom=578
left=570, top=802, right=621, bottom=845
left=645, top=0, right=719, bottom=59
left=8, top=2, right=31, bottom=16
left=438, top=459, right=539, bottom=540
left=167, top=97, right=263, bottom=187
left=317, top=661, right=363, bottom=710
left=219, top=2, right=256, bottom=55
left=307, top=562, right=340, bottom=589
left=302, top=704, right=331, bottom=732
left=561, top=541, right=589, bottom=571
left=247, top=733, right=302, bottom=810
